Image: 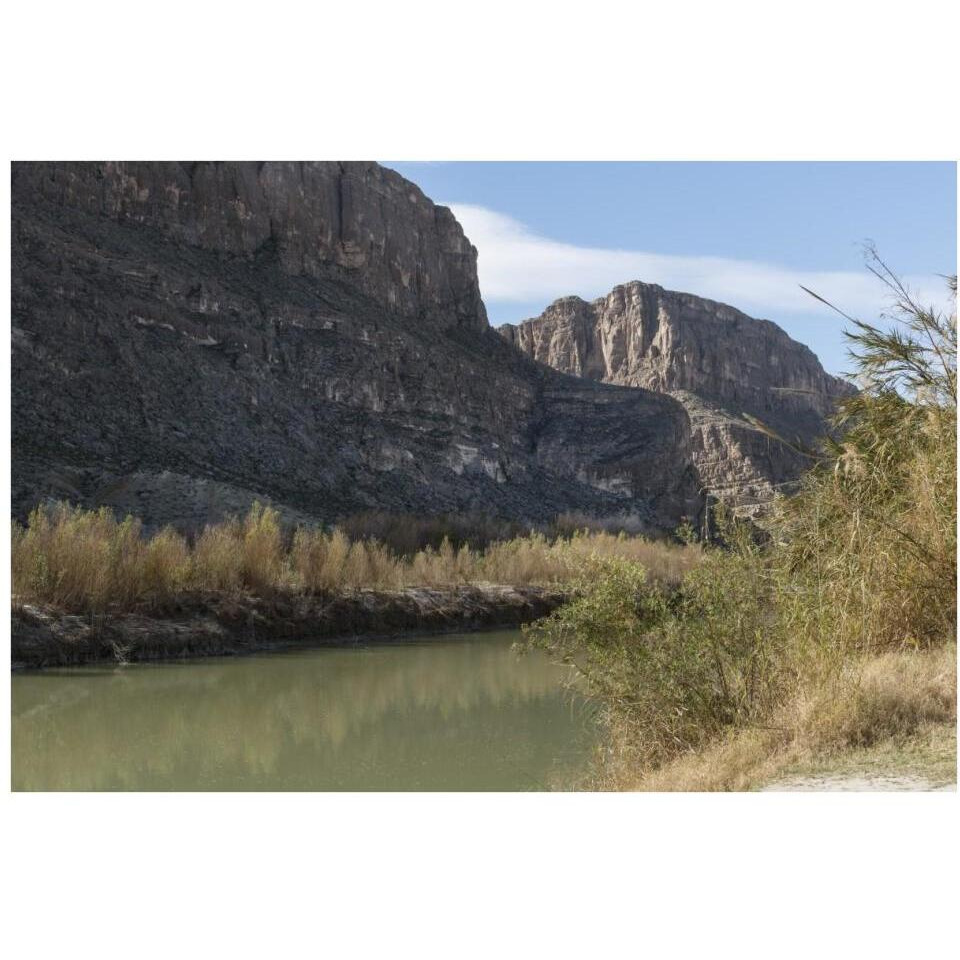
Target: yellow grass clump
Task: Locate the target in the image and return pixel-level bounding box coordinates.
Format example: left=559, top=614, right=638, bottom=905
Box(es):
left=11, top=504, right=189, bottom=612
left=11, top=501, right=700, bottom=614
left=632, top=645, right=956, bottom=791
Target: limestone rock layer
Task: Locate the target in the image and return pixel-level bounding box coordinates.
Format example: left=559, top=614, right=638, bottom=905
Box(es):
left=12, top=162, right=701, bottom=530
left=500, top=282, right=854, bottom=509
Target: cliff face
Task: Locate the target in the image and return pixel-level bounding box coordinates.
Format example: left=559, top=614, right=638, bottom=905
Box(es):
left=16, top=161, right=488, bottom=331
left=501, top=282, right=854, bottom=508
left=12, top=162, right=700, bottom=531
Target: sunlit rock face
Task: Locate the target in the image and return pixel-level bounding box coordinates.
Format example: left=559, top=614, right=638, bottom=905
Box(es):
left=14, top=161, right=489, bottom=331
left=500, top=281, right=855, bottom=511
left=12, top=162, right=701, bottom=531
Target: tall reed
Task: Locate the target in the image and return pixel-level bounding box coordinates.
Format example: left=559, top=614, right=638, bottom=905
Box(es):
left=11, top=502, right=699, bottom=614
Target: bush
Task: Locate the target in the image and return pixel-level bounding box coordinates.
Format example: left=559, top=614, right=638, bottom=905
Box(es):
left=141, top=527, right=192, bottom=601
left=525, top=516, right=783, bottom=766
left=11, top=503, right=192, bottom=611
left=192, top=521, right=243, bottom=592
left=775, top=259, right=956, bottom=653
left=240, top=502, right=285, bottom=594
left=528, top=261, right=957, bottom=780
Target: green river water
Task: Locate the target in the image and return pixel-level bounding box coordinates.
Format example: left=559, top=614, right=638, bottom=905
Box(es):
left=11, top=630, right=600, bottom=791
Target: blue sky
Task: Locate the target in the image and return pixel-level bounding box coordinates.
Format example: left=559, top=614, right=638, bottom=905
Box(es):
left=385, top=162, right=957, bottom=377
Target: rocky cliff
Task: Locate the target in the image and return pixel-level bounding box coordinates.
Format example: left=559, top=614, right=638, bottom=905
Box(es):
left=500, top=282, right=854, bottom=509
left=19, top=161, right=488, bottom=331
left=12, top=162, right=701, bottom=531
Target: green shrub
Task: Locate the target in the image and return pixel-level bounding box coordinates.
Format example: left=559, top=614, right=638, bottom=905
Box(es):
left=525, top=516, right=783, bottom=766
left=529, top=262, right=957, bottom=777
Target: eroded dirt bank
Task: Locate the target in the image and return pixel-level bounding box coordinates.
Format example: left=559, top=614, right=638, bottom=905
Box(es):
left=11, top=585, right=564, bottom=670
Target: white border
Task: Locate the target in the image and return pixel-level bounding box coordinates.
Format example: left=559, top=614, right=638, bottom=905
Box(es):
left=2, top=2, right=958, bottom=958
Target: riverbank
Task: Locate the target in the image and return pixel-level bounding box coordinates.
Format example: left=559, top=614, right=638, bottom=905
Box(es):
left=11, top=584, right=564, bottom=669
left=624, top=646, right=957, bottom=792
left=760, top=722, right=957, bottom=791
left=522, top=275, right=957, bottom=793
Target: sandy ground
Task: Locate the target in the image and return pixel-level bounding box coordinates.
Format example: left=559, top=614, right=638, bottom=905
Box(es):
left=762, top=774, right=955, bottom=792
left=760, top=724, right=956, bottom=791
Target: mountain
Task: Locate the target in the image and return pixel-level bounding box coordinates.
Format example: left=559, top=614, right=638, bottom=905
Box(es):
left=12, top=162, right=701, bottom=531
left=500, top=282, right=854, bottom=511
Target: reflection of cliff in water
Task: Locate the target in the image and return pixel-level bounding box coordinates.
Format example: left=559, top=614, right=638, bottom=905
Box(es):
left=12, top=632, right=599, bottom=791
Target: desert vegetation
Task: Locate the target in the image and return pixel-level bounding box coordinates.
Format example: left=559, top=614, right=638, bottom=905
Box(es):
left=525, top=259, right=957, bottom=788
left=11, top=502, right=698, bottom=615
left=9, top=259, right=955, bottom=790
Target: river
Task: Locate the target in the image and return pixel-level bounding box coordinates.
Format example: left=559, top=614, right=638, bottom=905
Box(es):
left=11, top=630, right=600, bottom=791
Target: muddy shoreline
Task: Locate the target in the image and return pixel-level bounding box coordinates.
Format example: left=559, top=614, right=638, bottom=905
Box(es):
left=11, top=585, right=565, bottom=670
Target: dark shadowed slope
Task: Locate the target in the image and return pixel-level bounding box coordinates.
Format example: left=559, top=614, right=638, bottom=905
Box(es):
left=12, top=162, right=700, bottom=530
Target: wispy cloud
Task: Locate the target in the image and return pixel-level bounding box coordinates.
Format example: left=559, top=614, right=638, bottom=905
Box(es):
left=448, top=203, right=950, bottom=325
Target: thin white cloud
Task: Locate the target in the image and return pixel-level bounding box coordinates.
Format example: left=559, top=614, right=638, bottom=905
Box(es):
left=447, top=203, right=951, bottom=324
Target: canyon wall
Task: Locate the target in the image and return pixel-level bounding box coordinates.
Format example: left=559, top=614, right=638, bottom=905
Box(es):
left=12, top=162, right=701, bottom=531
left=501, top=282, right=854, bottom=509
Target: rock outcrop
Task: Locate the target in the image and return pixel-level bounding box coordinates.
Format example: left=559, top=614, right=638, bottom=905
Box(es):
left=500, top=282, right=854, bottom=510
left=12, top=162, right=701, bottom=531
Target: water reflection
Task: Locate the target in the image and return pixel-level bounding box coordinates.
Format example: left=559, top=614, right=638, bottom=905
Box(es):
left=12, top=631, right=599, bottom=791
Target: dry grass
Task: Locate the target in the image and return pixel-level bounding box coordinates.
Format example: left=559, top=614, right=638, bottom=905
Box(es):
left=630, top=645, right=957, bottom=791
left=11, top=504, right=181, bottom=612
left=11, top=501, right=700, bottom=614
left=533, top=267, right=958, bottom=791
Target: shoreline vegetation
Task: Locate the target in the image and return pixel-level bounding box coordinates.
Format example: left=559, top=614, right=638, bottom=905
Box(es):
left=10, top=505, right=698, bottom=669
left=9, top=261, right=957, bottom=791
left=524, top=262, right=957, bottom=789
